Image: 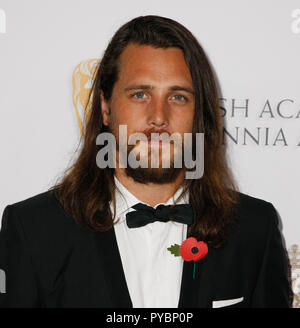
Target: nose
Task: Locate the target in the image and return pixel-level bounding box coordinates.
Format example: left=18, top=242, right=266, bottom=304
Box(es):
left=147, top=97, right=169, bottom=129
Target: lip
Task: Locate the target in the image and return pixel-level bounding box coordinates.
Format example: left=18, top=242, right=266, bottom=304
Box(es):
left=138, top=140, right=171, bottom=147
left=148, top=140, right=163, bottom=145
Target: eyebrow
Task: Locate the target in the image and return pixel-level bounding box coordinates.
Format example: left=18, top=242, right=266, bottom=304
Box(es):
left=124, top=84, right=194, bottom=95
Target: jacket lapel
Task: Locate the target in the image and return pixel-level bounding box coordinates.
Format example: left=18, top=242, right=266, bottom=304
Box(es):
left=96, top=226, right=133, bottom=307
left=96, top=225, right=215, bottom=308
left=178, top=243, right=215, bottom=308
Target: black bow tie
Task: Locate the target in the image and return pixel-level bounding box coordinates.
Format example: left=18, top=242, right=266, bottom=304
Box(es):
left=125, top=203, right=195, bottom=228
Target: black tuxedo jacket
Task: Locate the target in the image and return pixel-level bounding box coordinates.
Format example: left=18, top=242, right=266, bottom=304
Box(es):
left=0, top=190, right=292, bottom=308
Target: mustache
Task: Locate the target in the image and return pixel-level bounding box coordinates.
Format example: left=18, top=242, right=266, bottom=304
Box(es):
left=140, top=127, right=171, bottom=141
left=106, top=124, right=175, bottom=147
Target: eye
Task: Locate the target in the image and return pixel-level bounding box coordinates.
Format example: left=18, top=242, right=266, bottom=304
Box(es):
left=172, top=94, right=187, bottom=102
left=132, top=91, right=147, bottom=99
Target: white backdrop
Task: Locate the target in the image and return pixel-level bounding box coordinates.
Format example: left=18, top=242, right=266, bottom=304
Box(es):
left=0, top=0, right=299, bottom=306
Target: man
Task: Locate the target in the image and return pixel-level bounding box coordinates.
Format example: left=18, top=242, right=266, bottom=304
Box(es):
left=0, top=15, right=292, bottom=308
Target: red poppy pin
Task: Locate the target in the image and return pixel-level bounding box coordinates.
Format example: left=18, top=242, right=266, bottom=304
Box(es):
left=167, top=237, right=208, bottom=279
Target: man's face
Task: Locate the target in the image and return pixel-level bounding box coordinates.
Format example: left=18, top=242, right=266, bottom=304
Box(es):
left=101, top=43, right=195, bottom=183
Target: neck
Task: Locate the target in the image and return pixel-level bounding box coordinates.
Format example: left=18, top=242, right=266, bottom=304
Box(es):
left=114, top=169, right=185, bottom=207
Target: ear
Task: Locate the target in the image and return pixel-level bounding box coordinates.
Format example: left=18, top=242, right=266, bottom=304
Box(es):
left=100, top=91, right=110, bottom=126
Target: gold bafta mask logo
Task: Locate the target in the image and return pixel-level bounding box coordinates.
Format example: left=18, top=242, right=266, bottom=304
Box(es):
left=72, top=59, right=100, bottom=135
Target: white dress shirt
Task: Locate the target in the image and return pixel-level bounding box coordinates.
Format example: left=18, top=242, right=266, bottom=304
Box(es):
left=110, top=175, right=190, bottom=308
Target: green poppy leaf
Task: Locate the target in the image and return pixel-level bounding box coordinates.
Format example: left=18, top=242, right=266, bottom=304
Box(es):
left=167, top=244, right=181, bottom=257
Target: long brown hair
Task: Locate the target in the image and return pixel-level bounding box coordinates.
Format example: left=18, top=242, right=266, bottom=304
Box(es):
left=51, top=15, right=239, bottom=248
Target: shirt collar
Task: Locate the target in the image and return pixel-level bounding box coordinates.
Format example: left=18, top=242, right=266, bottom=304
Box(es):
left=111, top=175, right=189, bottom=224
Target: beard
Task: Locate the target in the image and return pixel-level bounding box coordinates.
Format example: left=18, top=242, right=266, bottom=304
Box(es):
left=123, top=142, right=183, bottom=184
left=107, top=123, right=184, bottom=184
left=125, top=165, right=182, bottom=184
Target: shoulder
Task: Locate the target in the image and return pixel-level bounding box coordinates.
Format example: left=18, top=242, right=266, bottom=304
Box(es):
left=1, top=189, right=80, bottom=241
left=235, top=191, right=277, bottom=219
left=231, top=191, right=280, bottom=242
left=5, top=188, right=61, bottom=211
